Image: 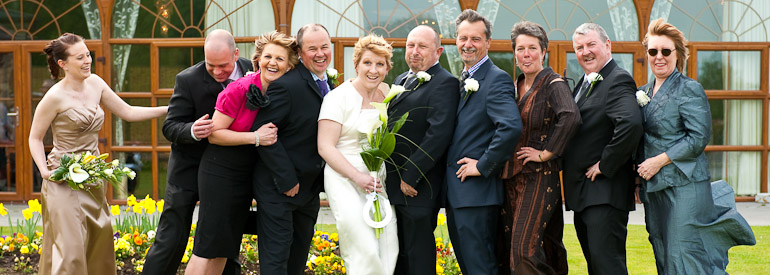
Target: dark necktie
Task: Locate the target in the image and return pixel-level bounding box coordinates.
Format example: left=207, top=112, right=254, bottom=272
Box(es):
left=403, top=72, right=418, bottom=90
left=574, top=79, right=590, bottom=103
left=221, top=78, right=233, bottom=89
left=315, top=79, right=329, bottom=97
left=460, top=71, right=470, bottom=96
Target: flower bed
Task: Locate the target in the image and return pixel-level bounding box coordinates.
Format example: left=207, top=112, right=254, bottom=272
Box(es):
left=0, top=196, right=462, bottom=274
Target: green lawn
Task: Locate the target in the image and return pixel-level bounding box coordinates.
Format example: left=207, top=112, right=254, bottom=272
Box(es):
left=315, top=224, right=770, bottom=274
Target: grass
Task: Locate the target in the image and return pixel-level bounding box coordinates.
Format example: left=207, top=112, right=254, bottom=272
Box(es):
left=314, top=224, right=770, bottom=274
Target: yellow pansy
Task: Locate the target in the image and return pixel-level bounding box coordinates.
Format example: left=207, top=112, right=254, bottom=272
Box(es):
left=19, top=245, right=29, bottom=254
left=436, top=263, right=444, bottom=274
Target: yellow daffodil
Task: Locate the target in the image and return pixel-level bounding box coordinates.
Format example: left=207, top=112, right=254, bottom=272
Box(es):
left=142, top=195, right=156, bottom=214
left=181, top=254, right=190, bottom=263
left=437, top=213, right=446, bottom=226
left=110, top=205, right=120, bottom=216
left=436, top=263, right=444, bottom=274
left=156, top=199, right=165, bottom=213
left=132, top=203, right=143, bottom=214
left=0, top=203, right=7, bottom=216
left=21, top=208, right=33, bottom=220
left=97, top=153, right=109, bottom=160
left=127, top=194, right=137, bottom=206
left=28, top=199, right=42, bottom=214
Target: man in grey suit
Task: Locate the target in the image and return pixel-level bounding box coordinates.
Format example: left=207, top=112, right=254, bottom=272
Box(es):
left=562, top=23, right=643, bottom=275
left=445, top=9, right=522, bottom=275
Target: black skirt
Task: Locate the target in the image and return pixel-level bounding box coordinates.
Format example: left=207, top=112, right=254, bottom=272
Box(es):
left=193, top=144, right=257, bottom=259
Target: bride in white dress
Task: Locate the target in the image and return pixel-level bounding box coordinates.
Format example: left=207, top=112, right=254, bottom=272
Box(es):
left=317, top=34, right=398, bottom=275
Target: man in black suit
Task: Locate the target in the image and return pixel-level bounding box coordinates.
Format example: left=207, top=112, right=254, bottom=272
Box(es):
left=445, top=9, right=522, bottom=275
left=250, top=24, right=333, bottom=275
left=143, top=30, right=251, bottom=275
left=562, top=23, right=643, bottom=275
left=386, top=25, right=459, bottom=275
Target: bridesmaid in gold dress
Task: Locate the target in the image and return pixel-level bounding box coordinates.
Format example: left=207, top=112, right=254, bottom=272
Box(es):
left=28, top=33, right=167, bottom=275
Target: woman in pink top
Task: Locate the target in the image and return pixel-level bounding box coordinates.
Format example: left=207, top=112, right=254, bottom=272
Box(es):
left=186, top=31, right=299, bottom=274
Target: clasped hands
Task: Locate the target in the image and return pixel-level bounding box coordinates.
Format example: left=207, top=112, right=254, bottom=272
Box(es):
left=637, top=153, right=671, bottom=181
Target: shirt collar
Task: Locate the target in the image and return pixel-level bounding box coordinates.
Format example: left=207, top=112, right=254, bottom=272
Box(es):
left=311, top=70, right=328, bottom=82
left=228, top=64, right=241, bottom=81
left=462, top=55, right=489, bottom=77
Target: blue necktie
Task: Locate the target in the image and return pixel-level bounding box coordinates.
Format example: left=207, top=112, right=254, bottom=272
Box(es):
left=315, top=79, right=329, bottom=97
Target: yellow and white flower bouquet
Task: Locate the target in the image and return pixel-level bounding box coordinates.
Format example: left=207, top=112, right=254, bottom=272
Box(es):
left=48, top=152, right=135, bottom=197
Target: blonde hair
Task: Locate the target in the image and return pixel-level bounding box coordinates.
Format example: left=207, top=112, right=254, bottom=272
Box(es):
left=352, top=34, right=393, bottom=70
left=643, top=18, right=689, bottom=72
left=252, top=31, right=299, bottom=70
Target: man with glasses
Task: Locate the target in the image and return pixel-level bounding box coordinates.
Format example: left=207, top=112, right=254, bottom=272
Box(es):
left=562, top=23, right=643, bottom=275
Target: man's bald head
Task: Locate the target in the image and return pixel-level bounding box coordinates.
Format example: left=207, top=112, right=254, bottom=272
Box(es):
left=204, top=29, right=239, bottom=83
left=204, top=29, right=237, bottom=53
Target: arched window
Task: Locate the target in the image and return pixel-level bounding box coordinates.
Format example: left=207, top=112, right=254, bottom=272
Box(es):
left=0, top=0, right=101, bottom=40
left=481, top=0, right=639, bottom=41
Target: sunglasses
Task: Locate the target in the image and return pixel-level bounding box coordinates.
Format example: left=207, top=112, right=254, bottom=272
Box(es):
left=647, top=48, right=675, bottom=57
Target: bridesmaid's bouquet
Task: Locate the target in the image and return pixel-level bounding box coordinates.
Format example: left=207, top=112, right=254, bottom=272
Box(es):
left=49, top=152, right=135, bottom=198
left=357, top=84, right=411, bottom=238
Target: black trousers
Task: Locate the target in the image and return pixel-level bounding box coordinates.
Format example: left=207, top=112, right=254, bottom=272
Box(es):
left=141, top=181, right=241, bottom=275
left=257, top=196, right=320, bottom=275
left=447, top=205, right=500, bottom=275
left=393, top=205, right=439, bottom=275
left=573, top=204, right=630, bottom=275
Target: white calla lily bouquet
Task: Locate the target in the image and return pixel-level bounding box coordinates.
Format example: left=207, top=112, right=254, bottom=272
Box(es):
left=49, top=152, right=135, bottom=198
left=356, top=84, right=413, bottom=238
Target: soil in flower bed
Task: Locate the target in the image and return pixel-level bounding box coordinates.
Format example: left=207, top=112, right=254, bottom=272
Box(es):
left=0, top=252, right=40, bottom=274
left=0, top=254, right=317, bottom=274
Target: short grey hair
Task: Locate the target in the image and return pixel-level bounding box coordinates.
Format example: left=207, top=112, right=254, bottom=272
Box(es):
left=455, top=9, right=492, bottom=40
left=573, top=23, right=609, bottom=43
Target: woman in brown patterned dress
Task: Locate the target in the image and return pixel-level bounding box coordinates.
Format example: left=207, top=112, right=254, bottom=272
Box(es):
left=497, top=21, right=581, bottom=275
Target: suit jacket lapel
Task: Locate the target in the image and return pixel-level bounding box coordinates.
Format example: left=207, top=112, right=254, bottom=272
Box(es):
left=576, top=59, right=618, bottom=107
left=298, top=63, right=324, bottom=99
left=390, top=64, right=441, bottom=107
left=644, top=70, right=680, bottom=121
left=457, top=60, right=491, bottom=114
left=201, top=67, right=224, bottom=94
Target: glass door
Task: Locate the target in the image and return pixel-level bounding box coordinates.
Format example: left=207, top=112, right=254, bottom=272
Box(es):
left=0, top=45, right=21, bottom=201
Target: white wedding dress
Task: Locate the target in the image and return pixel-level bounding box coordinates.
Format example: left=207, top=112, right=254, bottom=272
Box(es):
left=318, top=80, right=398, bottom=275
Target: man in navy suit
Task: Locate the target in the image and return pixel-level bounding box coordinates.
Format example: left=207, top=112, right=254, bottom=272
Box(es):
left=445, top=9, right=522, bottom=275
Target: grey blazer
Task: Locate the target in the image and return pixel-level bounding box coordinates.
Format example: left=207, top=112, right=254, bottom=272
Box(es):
left=639, top=69, right=711, bottom=192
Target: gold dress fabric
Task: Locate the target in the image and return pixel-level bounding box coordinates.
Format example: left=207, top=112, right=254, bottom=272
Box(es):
left=39, top=105, right=116, bottom=275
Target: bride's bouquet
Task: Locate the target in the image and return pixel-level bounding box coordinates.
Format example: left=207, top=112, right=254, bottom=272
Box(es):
left=357, top=84, right=412, bottom=239
left=49, top=152, right=135, bottom=198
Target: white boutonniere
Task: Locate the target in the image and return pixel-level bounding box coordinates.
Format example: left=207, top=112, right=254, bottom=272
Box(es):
left=383, top=84, right=406, bottom=104
left=636, top=88, right=651, bottom=107
left=584, top=72, right=603, bottom=98
left=326, top=68, right=342, bottom=86
left=415, top=71, right=431, bottom=83
left=463, top=78, right=479, bottom=100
